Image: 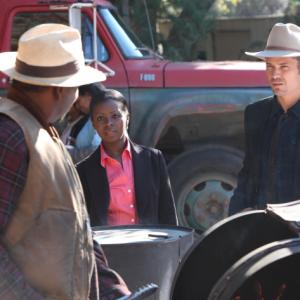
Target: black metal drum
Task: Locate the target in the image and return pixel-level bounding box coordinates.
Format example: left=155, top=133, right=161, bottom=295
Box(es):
left=209, top=237, right=300, bottom=299
left=170, top=210, right=297, bottom=300
left=93, top=225, right=194, bottom=300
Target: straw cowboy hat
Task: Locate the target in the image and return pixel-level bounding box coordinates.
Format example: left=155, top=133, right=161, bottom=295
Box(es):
left=246, top=23, right=300, bottom=59
left=0, top=23, right=106, bottom=87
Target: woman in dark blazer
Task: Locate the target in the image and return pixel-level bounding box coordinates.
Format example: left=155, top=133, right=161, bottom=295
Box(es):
left=76, top=88, right=178, bottom=227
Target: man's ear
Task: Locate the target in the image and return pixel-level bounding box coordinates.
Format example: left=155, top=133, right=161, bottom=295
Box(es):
left=52, top=86, right=64, bottom=101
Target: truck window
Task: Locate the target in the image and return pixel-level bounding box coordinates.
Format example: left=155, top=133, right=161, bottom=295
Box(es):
left=11, top=12, right=69, bottom=51
left=81, top=14, right=109, bottom=62
left=11, top=11, right=108, bottom=62
left=99, top=7, right=144, bottom=59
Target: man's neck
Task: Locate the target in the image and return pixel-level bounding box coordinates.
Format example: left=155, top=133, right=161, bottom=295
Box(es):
left=277, top=95, right=300, bottom=112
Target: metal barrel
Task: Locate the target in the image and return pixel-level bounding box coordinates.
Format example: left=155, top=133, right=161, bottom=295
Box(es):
left=209, top=237, right=300, bottom=299
left=93, top=225, right=194, bottom=300
left=170, top=210, right=298, bottom=300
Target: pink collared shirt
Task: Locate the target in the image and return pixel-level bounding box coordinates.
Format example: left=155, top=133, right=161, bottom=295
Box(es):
left=100, top=141, right=138, bottom=225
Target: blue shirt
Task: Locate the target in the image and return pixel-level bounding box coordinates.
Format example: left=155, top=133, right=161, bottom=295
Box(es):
left=64, top=117, right=101, bottom=163
left=75, top=118, right=101, bottom=149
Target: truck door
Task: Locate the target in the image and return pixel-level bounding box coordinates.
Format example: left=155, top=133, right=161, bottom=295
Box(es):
left=0, top=2, right=129, bottom=93
left=70, top=4, right=129, bottom=90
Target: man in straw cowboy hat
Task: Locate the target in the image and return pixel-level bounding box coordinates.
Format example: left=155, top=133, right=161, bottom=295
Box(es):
left=0, top=23, right=130, bottom=299
left=229, top=23, right=300, bottom=215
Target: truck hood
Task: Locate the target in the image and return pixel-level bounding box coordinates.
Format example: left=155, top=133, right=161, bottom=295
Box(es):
left=164, top=60, right=268, bottom=88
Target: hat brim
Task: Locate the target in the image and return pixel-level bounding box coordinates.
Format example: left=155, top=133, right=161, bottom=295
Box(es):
left=245, top=50, right=300, bottom=59
left=0, top=52, right=106, bottom=87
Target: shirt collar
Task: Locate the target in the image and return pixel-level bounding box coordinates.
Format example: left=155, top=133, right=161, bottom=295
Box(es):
left=100, top=139, right=132, bottom=167
left=270, top=97, right=283, bottom=118
left=271, top=96, right=300, bottom=120
left=288, top=100, right=300, bottom=120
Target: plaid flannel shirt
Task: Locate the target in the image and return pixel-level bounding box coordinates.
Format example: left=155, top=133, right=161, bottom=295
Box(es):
left=0, top=115, right=42, bottom=299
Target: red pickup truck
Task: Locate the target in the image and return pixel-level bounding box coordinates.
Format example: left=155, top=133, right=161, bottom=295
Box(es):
left=0, top=0, right=271, bottom=232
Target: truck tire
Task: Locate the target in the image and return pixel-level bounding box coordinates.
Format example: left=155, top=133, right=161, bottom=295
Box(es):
left=168, top=146, right=243, bottom=233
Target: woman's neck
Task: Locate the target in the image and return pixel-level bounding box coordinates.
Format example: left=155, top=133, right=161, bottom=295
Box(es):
left=103, top=138, right=127, bottom=160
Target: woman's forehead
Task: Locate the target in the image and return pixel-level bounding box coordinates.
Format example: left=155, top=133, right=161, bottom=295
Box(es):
left=94, top=99, right=125, bottom=112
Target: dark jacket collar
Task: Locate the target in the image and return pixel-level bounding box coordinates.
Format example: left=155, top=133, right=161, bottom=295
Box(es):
left=289, top=100, right=300, bottom=120
left=271, top=96, right=300, bottom=120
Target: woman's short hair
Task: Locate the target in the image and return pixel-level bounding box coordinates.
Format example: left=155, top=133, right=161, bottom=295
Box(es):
left=78, top=82, right=105, bottom=98
left=89, top=88, right=129, bottom=116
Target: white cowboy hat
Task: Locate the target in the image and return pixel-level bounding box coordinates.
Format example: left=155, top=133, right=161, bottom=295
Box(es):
left=0, top=23, right=106, bottom=87
left=246, top=23, right=300, bottom=59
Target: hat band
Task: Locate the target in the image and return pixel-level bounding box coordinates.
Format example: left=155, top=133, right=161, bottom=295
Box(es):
left=15, top=58, right=80, bottom=78
left=266, top=46, right=300, bottom=52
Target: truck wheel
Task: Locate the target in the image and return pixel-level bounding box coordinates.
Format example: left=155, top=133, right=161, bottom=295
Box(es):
left=168, top=146, right=243, bottom=233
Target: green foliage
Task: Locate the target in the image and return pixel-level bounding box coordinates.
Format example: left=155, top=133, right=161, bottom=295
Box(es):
left=214, top=0, right=288, bottom=17
left=112, top=0, right=161, bottom=49
left=284, top=0, right=300, bottom=24
left=113, top=0, right=216, bottom=61
left=162, top=0, right=216, bottom=61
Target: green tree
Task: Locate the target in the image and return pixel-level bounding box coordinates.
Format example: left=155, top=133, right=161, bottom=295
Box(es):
left=162, top=0, right=216, bottom=61
left=113, top=0, right=216, bottom=61
left=112, top=0, right=161, bottom=51
left=214, top=0, right=288, bottom=17
left=284, top=0, right=300, bottom=24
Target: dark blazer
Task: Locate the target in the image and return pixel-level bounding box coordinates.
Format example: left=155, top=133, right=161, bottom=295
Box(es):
left=76, top=141, right=178, bottom=226
left=229, top=96, right=274, bottom=215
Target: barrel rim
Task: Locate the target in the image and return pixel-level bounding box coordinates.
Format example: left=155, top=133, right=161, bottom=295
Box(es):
left=208, top=237, right=300, bottom=300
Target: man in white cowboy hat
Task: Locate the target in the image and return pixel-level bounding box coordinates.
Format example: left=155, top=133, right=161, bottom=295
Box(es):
left=229, top=23, right=300, bottom=215
left=0, top=23, right=130, bottom=299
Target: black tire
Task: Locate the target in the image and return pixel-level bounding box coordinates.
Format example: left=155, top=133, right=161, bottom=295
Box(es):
left=168, top=146, right=243, bottom=233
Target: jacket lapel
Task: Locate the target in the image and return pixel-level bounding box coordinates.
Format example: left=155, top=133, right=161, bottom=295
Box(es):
left=86, top=148, right=110, bottom=225
left=131, top=142, right=149, bottom=220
